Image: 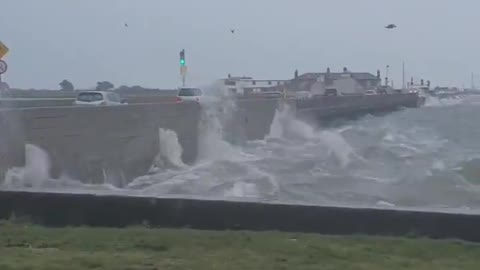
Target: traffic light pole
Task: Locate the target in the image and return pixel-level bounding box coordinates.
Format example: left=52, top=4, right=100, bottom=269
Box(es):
left=180, top=65, right=187, bottom=87
left=179, top=49, right=187, bottom=87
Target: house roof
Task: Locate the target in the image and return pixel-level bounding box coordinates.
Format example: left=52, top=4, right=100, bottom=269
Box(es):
left=297, top=72, right=379, bottom=81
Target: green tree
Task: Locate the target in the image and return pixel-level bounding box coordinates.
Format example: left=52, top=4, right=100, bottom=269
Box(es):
left=95, top=81, right=115, bottom=91
left=59, top=80, right=74, bottom=91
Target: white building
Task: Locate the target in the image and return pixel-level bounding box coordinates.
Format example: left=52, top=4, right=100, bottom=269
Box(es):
left=292, top=68, right=382, bottom=96
left=215, top=76, right=288, bottom=96
left=214, top=68, right=382, bottom=97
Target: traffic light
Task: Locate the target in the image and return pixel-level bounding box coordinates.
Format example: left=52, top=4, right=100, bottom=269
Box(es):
left=180, top=49, right=185, bottom=66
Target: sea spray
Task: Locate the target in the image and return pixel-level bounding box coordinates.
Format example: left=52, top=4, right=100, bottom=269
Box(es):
left=3, top=144, right=51, bottom=188
left=157, top=128, right=187, bottom=169
left=267, top=104, right=316, bottom=141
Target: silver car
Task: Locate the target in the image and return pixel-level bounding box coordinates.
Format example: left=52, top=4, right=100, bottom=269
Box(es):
left=74, top=91, right=128, bottom=106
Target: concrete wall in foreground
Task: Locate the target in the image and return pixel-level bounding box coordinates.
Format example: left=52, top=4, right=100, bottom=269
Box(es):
left=1, top=191, right=480, bottom=242
left=0, top=103, right=201, bottom=186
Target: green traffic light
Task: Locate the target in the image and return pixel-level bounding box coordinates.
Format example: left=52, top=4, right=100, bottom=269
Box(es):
left=180, top=59, right=185, bottom=65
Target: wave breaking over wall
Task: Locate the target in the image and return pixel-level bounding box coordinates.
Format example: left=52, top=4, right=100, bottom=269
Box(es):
left=3, top=96, right=480, bottom=213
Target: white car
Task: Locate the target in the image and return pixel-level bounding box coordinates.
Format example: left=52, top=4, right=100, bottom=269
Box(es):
left=74, top=91, right=128, bottom=106
left=295, top=91, right=312, bottom=99
left=175, top=87, right=204, bottom=103
left=364, top=90, right=377, bottom=95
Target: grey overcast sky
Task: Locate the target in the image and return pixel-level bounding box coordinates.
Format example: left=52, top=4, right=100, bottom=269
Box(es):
left=1, top=0, right=479, bottom=89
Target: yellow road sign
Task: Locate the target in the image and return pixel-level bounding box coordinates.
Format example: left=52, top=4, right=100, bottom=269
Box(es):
left=0, top=41, right=9, bottom=59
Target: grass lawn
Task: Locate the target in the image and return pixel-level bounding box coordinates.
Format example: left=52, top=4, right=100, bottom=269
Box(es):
left=1, top=222, right=480, bottom=270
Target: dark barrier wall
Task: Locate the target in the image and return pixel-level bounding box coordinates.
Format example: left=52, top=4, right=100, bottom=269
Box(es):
left=0, top=103, right=201, bottom=185
left=1, top=191, right=480, bottom=242
left=0, top=98, right=75, bottom=108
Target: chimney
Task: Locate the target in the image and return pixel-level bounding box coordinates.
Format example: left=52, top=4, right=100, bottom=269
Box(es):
left=294, top=69, right=299, bottom=79
left=377, top=70, right=381, bottom=79
left=343, top=67, right=348, bottom=73
left=421, top=79, right=424, bottom=86
left=327, top=67, right=331, bottom=74
left=411, top=77, right=414, bottom=85
left=228, top=74, right=231, bottom=78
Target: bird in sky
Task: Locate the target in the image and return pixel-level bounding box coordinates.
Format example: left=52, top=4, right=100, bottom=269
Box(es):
left=124, top=23, right=129, bottom=28
left=385, top=24, right=397, bottom=29
left=230, top=29, right=235, bottom=34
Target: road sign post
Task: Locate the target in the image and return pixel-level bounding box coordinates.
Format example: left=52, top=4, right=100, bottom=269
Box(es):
left=0, top=60, right=8, bottom=75
left=0, top=41, right=9, bottom=88
left=0, top=60, right=7, bottom=85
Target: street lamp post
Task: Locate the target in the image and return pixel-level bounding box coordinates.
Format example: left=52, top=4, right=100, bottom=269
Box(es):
left=385, top=65, right=390, bottom=87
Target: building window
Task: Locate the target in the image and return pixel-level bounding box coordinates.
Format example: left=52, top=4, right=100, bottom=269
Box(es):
left=252, top=81, right=256, bottom=85
left=244, top=88, right=253, bottom=94
left=268, top=81, right=272, bottom=85
left=225, top=80, right=236, bottom=86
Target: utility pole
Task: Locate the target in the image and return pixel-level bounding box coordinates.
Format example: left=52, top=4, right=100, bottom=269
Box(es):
left=472, top=72, right=475, bottom=90
left=385, top=65, right=390, bottom=87
left=402, top=61, right=405, bottom=89
left=0, top=74, right=3, bottom=98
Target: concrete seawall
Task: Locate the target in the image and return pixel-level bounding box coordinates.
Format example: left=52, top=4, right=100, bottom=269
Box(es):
left=296, top=93, right=421, bottom=120
left=0, top=103, right=201, bottom=185
left=223, top=98, right=281, bottom=142
left=1, top=190, right=479, bottom=242
left=221, top=93, right=422, bottom=143
left=0, top=96, right=176, bottom=108
left=1, top=94, right=423, bottom=185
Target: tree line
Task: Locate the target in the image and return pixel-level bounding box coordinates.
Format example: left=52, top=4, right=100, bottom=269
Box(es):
left=59, top=80, right=115, bottom=92
left=58, top=80, right=169, bottom=95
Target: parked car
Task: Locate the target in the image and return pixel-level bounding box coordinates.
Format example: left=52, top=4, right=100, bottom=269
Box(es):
left=364, top=90, right=377, bottom=95
left=324, top=88, right=338, bottom=96
left=376, top=88, right=388, bottom=94
left=176, top=87, right=204, bottom=103
left=295, top=91, right=313, bottom=99
left=74, top=91, right=127, bottom=106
